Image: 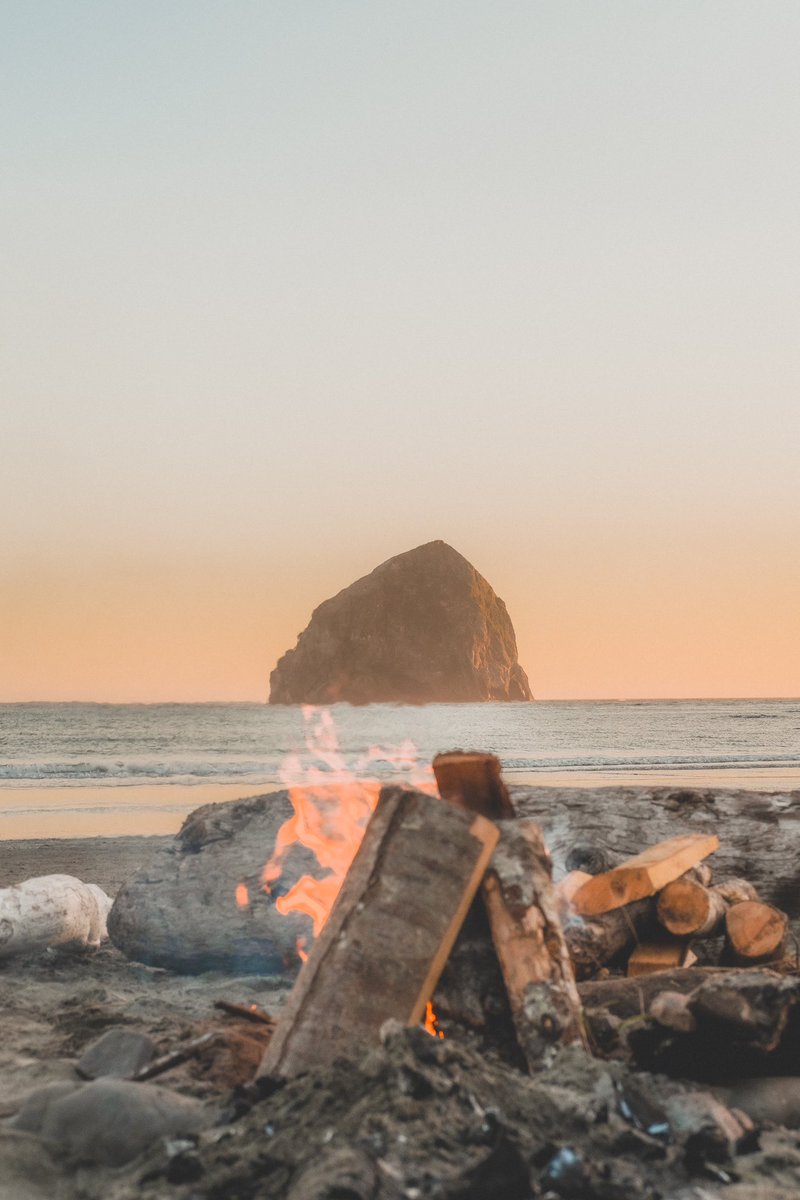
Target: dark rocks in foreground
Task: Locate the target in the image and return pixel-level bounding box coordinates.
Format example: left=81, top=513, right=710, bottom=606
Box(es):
left=269, top=540, right=533, bottom=704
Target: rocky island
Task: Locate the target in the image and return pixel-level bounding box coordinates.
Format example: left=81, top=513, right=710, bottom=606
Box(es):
left=269, top=540, right=533, bottom=704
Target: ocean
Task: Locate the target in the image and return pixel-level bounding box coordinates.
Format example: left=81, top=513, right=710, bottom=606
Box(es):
left=1, top=699, right=799, bottom=838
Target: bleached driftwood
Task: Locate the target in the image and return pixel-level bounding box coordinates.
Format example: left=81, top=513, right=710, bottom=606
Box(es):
left=0, top=874, right=112, bottom=958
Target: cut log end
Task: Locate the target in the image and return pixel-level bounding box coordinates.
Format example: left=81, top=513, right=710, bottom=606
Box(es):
left=657, top=878, right=726, bottom=938
left=725, top=901, right=787, bottom=965
left=432, top=751, right=515, bottom=820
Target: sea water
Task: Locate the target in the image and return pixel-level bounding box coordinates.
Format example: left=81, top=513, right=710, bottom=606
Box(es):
left=1, top=700, right=798, bottom=838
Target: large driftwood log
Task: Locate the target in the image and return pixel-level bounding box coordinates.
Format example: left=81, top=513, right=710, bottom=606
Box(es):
left=509, top=784, right=800, bottom=922
left=108, top=792, right=323, bottom=972
left=259, top=786, right=498, bottom=1079
left=0, top=875, right=112, bottom=957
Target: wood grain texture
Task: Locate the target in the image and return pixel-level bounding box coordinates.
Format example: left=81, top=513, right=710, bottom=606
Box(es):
left=483, top=820, right=585, bottom=1069
left=433, top=751, right=515, bottom=820
left=258, top=786, right=499, bottom=1079
left=572, top=834, right=720, bottom=916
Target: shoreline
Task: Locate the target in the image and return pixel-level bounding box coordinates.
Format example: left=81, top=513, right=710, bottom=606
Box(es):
left=1, top=767, right=799, bottom=841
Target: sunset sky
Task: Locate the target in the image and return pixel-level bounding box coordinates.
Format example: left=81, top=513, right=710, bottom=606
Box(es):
left=3, top=2, right=799, bottom=702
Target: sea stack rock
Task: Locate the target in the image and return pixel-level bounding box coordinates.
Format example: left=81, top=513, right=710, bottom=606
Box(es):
left=269, top=540, right=533, bottom=704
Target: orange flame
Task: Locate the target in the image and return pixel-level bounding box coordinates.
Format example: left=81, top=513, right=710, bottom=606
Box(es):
left=235, top=883, right=249, bottom=909
left=423, top=1001, right=444, bottom=1039
left=263, top=707, right=436, bottom=959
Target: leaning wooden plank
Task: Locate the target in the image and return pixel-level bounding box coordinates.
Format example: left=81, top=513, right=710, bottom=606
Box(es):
left=482, top=820, right=585, bottom=1068
left=257, top=786, right=499, bottom=1079
left=432, top=750, right=515, bottom=819
left=572, top=834, right=720, bottom=916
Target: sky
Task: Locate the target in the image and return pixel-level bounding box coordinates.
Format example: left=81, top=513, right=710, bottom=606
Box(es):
left=2, top=1, right=799, bottom=702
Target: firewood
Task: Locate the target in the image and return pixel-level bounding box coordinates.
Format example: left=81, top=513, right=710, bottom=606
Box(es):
left=724, top=901, right=788, bottom=965
left=572, top=834, right=720, bottom=916
left=258, top=786, right=499, bottom=1079
left=656, top=877, right=727, bottom=938
left=0, top=875, right=112, bottom=957
left=564, top=897, right=656, bottom=979
left=432, top=751, right=514, bottom=819
left=434, top=752, right=584, bottom=1068
left=578, top=967, right=725, bottom=1019
left=482, top=820, right=585, bottom=1068
left=628, top=940, right=697, bottom=977
left=714, top=878, right=759, bottom=906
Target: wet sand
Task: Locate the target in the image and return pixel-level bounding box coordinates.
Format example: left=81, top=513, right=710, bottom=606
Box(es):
left=0, top=835, right=171, bottom=895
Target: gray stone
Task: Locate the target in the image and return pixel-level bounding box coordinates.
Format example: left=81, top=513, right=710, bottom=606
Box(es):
left=11, top=1079, right=209, bottom=1167
left=76, top=1028, right=156, bottom=1079
left=269, top=540, right=533, bottom=704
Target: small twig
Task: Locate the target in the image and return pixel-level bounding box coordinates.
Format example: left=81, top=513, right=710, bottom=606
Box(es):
left=213, top=1000, right=276, bottom=1026
left=132, top=1032, right=217, bottom=1081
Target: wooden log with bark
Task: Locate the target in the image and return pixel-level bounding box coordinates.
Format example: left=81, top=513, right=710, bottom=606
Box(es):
left=724, top=901, right=788, bottom=966
left=258, top=786, right=499, bottom=1079
left=482, top=820, right=585, bottom=1067
left=656, top=877, right=728, bottom=938
left=434, top=752, right=585, bottom=1069
left=563, top=896, right=657, bottom=979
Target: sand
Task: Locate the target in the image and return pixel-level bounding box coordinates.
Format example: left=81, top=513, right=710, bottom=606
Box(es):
left=0, top=835, right=171, bottom=895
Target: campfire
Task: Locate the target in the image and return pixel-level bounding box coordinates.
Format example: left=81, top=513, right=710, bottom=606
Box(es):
left=4, top=736, right=800, bottom=1198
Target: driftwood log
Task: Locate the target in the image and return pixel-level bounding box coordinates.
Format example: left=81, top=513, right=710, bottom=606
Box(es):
left=108, top=792, right=323, bottom=972
left=259, top=786, right=498, bottom=1078
left=0, top=875, right=112, bottom=958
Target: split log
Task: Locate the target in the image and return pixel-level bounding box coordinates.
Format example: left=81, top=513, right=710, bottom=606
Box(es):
left=628, top=940, right=697, bottom=977
left=482, top=820, right=585, bottom=1068
left=724, top=901, right=788, bottom=966
left=0, top=875, right=112, bottom=957
left=258, top=786, right=498, bottom=1079
left=563, top=897, right=657, bottom=979
left=432, top=750, right=514, bottom=819
left=434, top=751, right=584, bottom=1068
left=657, top=877, right=728, bottom=938
left=572, top=834, right=720, bottom=916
